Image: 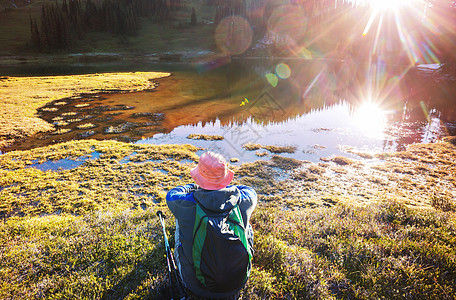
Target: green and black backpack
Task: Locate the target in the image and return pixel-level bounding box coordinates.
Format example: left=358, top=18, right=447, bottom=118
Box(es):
left=192, top=200, right=253, bottom=293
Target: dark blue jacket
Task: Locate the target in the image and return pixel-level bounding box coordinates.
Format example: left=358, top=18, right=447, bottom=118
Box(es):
left=166, top=184, right=257, bottom=298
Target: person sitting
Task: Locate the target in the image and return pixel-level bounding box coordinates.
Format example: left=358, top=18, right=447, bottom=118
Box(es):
left=166, top=151, right=257, bottom=299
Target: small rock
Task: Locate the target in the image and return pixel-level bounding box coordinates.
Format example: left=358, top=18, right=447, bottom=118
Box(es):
left=131, top=112, right=165, bottom=121
left=78, top=130, right=96, bottom=138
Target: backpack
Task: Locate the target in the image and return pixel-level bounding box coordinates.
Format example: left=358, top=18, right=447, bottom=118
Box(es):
left=192, top=200, right=253, bottom=293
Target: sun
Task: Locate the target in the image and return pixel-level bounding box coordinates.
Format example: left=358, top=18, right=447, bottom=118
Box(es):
left=371, top=0, right=414, bottom=11
left=353, top=101, right=387, bottom=140
left=348, top=0, right=417, bottom=12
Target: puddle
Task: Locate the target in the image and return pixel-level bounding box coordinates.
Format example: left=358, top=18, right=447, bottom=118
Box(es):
left=270, top=166, right=292, bottom=181
left=119, top=152, right=139, bottom=164
left=178, top=159, right=196, bottom=164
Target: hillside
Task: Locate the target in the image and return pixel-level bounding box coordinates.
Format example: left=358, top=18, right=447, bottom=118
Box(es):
left=0, top=0, right=217, bottom=56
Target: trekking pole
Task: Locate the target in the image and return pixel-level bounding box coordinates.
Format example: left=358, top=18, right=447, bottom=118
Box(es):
left=156, top=211, right=186, bottom=300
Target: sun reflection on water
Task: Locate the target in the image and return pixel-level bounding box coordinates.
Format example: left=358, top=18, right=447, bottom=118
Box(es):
left=353, top=101, right=388, bottom=140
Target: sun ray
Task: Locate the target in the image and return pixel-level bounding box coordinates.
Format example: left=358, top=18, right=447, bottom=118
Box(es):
left=372, top=13, right=383, bottom=54
left=303, top=70, right=324, bottom=98
left=363, top=10, right=378, bottom=36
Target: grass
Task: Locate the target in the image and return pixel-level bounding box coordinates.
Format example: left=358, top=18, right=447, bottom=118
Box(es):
left=0, top=138, right=455, bottom=298
left=242, top=142, right=297, bottom=154
left=249, top=202, right=456, bottom=299
left=0, top=72, right=170, bottom=149
left=186, top=134, right=224, bottom=141
left=76, top=123, right=96, bottom=130
left=321, top=156, right=356, bottom=165
left=0, top=208, right=167, bottom=299
left=255, top=151, right=269, bottom=157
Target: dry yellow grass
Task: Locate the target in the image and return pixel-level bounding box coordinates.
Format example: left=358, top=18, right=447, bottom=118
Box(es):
left=0, top=72, right=170, bottom=148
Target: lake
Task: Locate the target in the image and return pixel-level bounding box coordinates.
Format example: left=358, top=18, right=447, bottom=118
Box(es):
left=2, top=59, right=455, bottom=162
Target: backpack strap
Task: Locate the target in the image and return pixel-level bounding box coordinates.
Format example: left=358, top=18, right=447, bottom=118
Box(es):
left=227, top=205, right=253, bottom=282
left=192, top=202, right=209, bottom=286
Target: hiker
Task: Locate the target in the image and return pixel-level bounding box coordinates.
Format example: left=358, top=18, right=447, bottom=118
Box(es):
left=166, top=151, right=257, bottom=299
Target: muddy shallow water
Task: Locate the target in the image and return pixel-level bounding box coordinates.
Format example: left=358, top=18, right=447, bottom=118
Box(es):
left=3, top=61, right=456, bottom=162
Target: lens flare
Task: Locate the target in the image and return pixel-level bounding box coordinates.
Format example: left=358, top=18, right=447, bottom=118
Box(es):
left=267, top=5, right=309, bottom=57
left=276, top=63, right=291, bottom=79
left=265, top=73, right=279, bottom=87
left=215, top=16, right=253, bottom=55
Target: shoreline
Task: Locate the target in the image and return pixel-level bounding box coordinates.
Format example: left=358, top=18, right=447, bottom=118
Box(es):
left=0, top=52, right=215, bottom=68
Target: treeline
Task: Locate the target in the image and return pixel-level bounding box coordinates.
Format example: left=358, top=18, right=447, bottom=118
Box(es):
left=213, top=0, right=246, bottom=24
left=209, top=0, right=361, bottom=55
left=30, top=0, right=182, bottom=52
left=210, top=0, right=358, bottom=40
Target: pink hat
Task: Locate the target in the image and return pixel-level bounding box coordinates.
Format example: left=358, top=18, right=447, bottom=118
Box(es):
left=190, top=152, right=234, bottom=190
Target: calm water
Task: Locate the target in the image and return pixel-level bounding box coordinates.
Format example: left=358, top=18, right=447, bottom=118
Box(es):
left=2, top=60, right=455, bottom=162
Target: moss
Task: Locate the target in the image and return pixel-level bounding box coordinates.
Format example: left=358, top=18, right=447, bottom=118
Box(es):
left=74, top=103, right=90, bottom=108
left=243, top=142, right=297, bottom=153
left=307, top=165, right=325, bottom=175
left=53, top=128, right=72, bottom=135
left=271, top=155, right=303, bottom=170
left=329, top=156, right=355, bottom=165
left=234, top=160, right=272, bottom=179
left=264, top=145, right=297, bottom=154
left=293, top=170, right=319, bottom=182
left=186, top=134, right=224, bottom=141
left=242, top=142, right=262, bottom=151
left=76, top=123, right=96, bottom=130
left=255, top=151, right=269, bottom=157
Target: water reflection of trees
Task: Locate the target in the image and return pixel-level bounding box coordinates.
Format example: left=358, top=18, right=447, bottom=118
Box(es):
left=220, top=58, right=455, bottom=128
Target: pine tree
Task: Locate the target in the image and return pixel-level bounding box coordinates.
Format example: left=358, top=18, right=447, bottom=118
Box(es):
left=62, top=0, right=68, bottom=15
left=29, top=14, right=41, bottom=51
left=191, top=7, right=197, bottom=25
left=40, top=5, right=50, bottom=52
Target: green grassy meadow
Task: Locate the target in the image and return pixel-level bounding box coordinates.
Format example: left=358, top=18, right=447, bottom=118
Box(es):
left=1, top=138, right=455, bottom=299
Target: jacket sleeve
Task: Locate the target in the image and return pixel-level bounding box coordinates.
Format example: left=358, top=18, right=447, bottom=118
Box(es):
left=236, top=185, right=257, bottom=226
left=166, top=183, right=198, bottom=219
